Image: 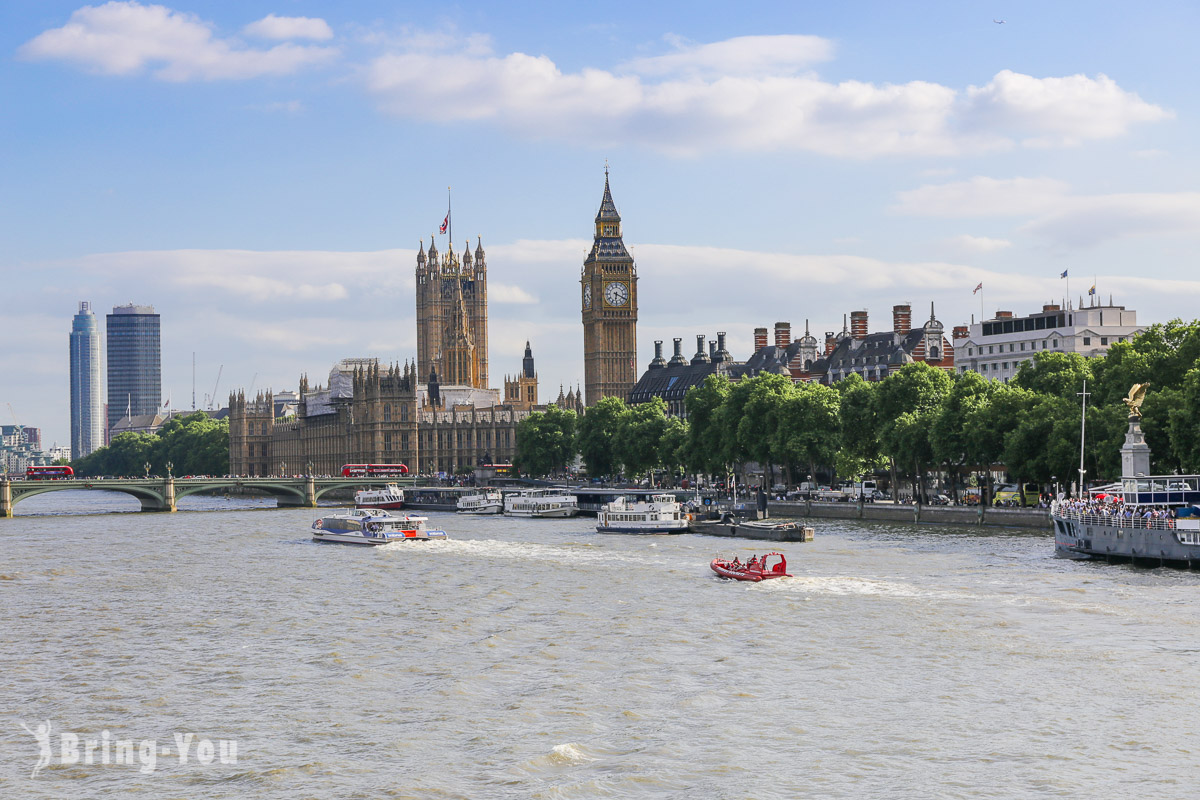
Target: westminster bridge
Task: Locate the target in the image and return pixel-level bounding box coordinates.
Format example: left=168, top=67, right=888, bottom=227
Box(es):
left=0, top=476, right=417, bottom=518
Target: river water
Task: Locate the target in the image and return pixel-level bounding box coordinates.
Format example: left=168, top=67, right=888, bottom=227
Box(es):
left=2, top=492, right=1199, bottom=798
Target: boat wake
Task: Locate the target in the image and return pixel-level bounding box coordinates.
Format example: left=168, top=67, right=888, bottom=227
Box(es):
left=376, top=537, right=662, bottom=569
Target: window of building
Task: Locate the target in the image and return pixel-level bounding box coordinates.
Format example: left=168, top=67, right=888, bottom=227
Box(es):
left=1053, top=340, right=1059, bottom=348
left=989, top=346, right=994, bottom=354
left=968, top=348, right=973, bottom=356
left=1003, top=362, right=1009, bottom=370
left=383, top=404, right=391, bottom=422
left=1019, top=342, right=1025, bottom=351
left=1101, top=337, right=1108, bottom=345
left=1083, top=337, right=1091, bottom=346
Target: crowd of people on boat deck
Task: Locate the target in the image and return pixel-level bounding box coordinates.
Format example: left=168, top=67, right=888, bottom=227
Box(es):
left=1057, top=496, right=1183, bottom=526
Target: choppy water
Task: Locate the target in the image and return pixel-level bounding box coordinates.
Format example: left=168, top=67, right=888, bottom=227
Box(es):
left=2, top=492, right=1199, bottom=798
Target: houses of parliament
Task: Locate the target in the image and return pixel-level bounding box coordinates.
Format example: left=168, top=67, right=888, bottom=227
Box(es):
left=227, top=174, right=633, bottom=476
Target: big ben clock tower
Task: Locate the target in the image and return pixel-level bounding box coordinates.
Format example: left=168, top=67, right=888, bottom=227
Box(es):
left=582, top=167, right=638, bottom=407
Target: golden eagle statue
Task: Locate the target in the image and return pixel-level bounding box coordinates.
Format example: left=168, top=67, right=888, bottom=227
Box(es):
left=1123, top=383, right=1149, bottom=418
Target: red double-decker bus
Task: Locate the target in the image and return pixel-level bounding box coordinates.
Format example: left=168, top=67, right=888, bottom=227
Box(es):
left=26, top=465, right=74, bottom=480
left=341, top=464, right=409, bottom=478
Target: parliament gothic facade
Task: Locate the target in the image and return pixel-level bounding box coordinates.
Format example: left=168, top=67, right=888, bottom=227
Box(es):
left=229, top=233, right=549, bottom=477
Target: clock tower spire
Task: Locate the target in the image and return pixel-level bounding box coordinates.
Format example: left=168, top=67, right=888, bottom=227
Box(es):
left=581, top=166, right=638, bottom=407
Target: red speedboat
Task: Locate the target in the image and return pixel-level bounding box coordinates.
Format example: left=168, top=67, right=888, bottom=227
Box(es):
left=710, top=552, right=791, bottom=582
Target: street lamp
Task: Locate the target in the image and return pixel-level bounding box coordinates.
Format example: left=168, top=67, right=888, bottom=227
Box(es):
left=165, top=461, right=173, bottom=478
left=144, top=462, right=151, bottom=479
left=306, top=461, right=314, bottom=478
left=1052, top=475, right=1059, bottom=500
left=280, top=462, right=287, bottom=478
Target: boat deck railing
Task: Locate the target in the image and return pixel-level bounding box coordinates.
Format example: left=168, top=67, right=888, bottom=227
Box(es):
left=1054, top=505, right=1175, bottom=531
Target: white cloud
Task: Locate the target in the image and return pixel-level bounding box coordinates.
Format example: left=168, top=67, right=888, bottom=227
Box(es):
left=1021, top=192, right=1200, bottom=247
left=895, top=177, right=1200, bottom=247
left=363, top=35, right=1170, bottom=157
left=893, top=176, right=1070, bottom=217
left=944, top=234, right=1012, bottom=254
left=489, top=284, right=538, bottom=304
left=622, top=34, right=834, bottom=77
left=964, top=70, right=1172, bottom=146
left=19, top=2, right=337, bottom=81
left=60, top=248, right=409, bottom=300
left=243, top=14, right=333, bottom=41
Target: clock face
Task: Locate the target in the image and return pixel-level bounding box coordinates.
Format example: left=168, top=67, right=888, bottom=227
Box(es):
left=604, top=281, right=628, bottom=307
left=583, top=284, right=591, bottom=309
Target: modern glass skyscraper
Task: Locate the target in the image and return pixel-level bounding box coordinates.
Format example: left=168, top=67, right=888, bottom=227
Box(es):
left=106, top=304, right=161, bottom=436
left=69, top=301, right=104, bottom=458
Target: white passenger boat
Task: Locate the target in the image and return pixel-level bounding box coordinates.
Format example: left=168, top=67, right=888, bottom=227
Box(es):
left=503, top=488, right=579, bottom=518
left=311, top=508, right=446, bottom=545
left=596, top=494, right=690, bottom=534
left=354, top=483, right=404, bottom=510
left=457, top=490, right=504, bottom=515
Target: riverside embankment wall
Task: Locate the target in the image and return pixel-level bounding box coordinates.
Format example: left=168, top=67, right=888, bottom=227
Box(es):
left=768, top=501, right=1050, bottom=530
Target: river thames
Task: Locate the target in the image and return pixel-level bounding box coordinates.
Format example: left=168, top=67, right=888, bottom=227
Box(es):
left=2, top=492, right=1199, bottom=798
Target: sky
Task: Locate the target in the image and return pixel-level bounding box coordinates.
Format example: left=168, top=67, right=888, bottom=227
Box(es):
left=3, top=1, right=1199, bottom=448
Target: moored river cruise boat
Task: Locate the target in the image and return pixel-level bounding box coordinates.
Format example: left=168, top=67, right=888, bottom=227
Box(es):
left=503, top=488, right=578, bottom=518
left=311, top=509, right=447, bottom=545
left=596, top=494, right=691, bottom=534
left=354, top=483, right=405, bottom=510
left=1051, top=385, right=1200, bottom=566
left=457, top=490, right=504, bottom=515
left=1052, top=476, right=1200, bottom=565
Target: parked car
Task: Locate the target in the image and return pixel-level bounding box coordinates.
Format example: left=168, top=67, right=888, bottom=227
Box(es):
left=929, top=494, right=952, bottom=505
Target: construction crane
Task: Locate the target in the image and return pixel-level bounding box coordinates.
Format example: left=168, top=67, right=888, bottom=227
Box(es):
left=209, top=365, right=223, bottom=411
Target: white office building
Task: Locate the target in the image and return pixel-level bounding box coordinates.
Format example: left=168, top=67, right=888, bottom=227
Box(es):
left=954, top=300, right=1143, bottom=382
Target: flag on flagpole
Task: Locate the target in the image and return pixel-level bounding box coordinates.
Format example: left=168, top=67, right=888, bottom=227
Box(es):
left=1088, top=284, right=1096, bottom=295
left=973, top=282, right=983, bottom=295
left=439, top=213, right=449, bottom=234
left=1060, top=269, right=1068, bottom=278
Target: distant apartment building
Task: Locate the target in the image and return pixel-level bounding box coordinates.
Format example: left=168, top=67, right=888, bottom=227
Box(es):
left=69, top=301, right=104, bottom=458
left=953, top=300, right=1143, bottom=382
left=106, top=304, right=161, bottom=439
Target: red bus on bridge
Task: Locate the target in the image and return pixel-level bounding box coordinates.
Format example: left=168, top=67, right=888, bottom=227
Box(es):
left=341, top=463, right=409, bottom=478
left=26, top=465, right=74, bottom=480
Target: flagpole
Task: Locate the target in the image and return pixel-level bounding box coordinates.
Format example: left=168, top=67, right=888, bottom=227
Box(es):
left=447, top=186, right=452, bottom=255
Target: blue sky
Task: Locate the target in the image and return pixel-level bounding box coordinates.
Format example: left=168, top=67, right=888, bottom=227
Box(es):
left=3, top=1, right=1199, bottom=447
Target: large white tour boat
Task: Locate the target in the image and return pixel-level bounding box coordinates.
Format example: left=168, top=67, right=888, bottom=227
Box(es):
left=457, top=490, right=504, bottom=515
left=311, top=508, right=447, bottom=545
left=596, top=494, right=691, bottom=534
left=503, top=488, right=579, bottom=518
left=1051, top=382, right=1200, bottom=566
left=354, top=483, right=405, bottom=510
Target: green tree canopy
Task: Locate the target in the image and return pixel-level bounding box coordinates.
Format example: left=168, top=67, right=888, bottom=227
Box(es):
left=514, top=405, right=577, bottom=477
left=1011, top=351, right=1093, bottom=398
left=773, top=381, right=841, bottom=483
left=617, top=397, right=670, bottom=479
left=575, top=395, right=628, bottom=478
left=683, top=374, right=732, bottom=475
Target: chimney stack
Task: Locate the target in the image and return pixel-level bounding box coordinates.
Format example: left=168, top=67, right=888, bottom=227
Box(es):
left=850, top=310, right=868, bottom=340
left=668, top=337, right=687, bottom=366
left=754, top=327, right=769, bottom=351
left=995, top=310, right=1013, bottom=319
left=952, top=325, right=969, bottom=340
left=650, top=340, right=666, bottom=368
left=892, top=304, right=912, bottom=335
left=709, top=340, right=717, bottom=358
left=824, top=332, right=836, bottom=356
left=774, top=321, right=791, bottom=348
